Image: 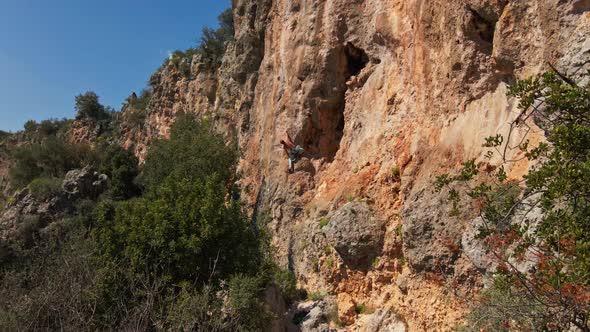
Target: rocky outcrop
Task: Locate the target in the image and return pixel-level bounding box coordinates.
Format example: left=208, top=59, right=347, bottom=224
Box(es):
left=289, top=299, right=335, bottom=332
left=114, top=0, right=590, bottom=330
left=62, top=166, right=108, bottom=200
left=119, top=58, right=220, bottom=160
left=325, top=202, right=385, bottom=269
left=69, top=119, right=105, bottom=145
left=0, top=167, right=108, bottom=241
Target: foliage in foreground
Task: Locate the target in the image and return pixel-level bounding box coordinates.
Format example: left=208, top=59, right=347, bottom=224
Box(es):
left=1, top=113, right=291, bottom=331
left=437, top=71, right=590, bottom=331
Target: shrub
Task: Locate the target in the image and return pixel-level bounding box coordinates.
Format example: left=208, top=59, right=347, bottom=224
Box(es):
left=139, top=113, right=238, bottom=191
left=97, top=145, right=140, bottom=200
left=23, top=120, right=37, bottom=134
left=167, top=49, right=197, bottom=78
left=198, top=28, right=226, bottom=70
left=327, top=302, right=343, bottom=327
left=38, top=119, right=70, bottom=138
left=28, top=177, right=62, bottom=201
left=90, top=114, right=268, bottom=329
left=273, top=269, right=299, bottom=304
left=15, top=214, right=42, bottom=246
left=148, top=66, right=163, bottom=87
left=325, top=256, right=334, bottom=268
left=391, top=165, right=401, bottom=180
left=227, top=274, right=270, bottom=330
left=97, top=172, right=259, bottom=285
left=130, top=89, right=152, bottom=111
left=308, top=291, right=325, bottom=301
left=457, top=277, right=546, bottom=331
left=217, top=8, right=234, bottom=41
left=97, top=113, right=258, bottom=282
left=125, top=109, right=147, bottom=130
left=166, top=285, right=226, bottom=331
left=371, top=257, right=380, bottom=269
left=167, top=278, right=271, bottom=331
left=0, top=130, right=11, bottom=142
left=0, top=220, right=98, bottom=331
left=21, top=118, right=71, bottom=142
left=355, top=303, right=366, bottom=315
left=9, top=137, right=92, bottom=188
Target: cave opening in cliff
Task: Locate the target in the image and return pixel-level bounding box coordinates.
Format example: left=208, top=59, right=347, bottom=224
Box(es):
left=301, top=43, right=369, bottom=162
left=345, top=42, right=369, bottom=77
left=466, top=7, right=497, bottom=53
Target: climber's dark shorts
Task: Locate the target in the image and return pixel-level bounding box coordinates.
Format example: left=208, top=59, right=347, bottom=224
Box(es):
left=288, top=145, right=305, bottom=172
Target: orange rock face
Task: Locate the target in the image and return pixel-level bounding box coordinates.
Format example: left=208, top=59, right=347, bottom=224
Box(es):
left=338, top=292, right=357, bottom=325
left=113, top=1, right=590, bottom=330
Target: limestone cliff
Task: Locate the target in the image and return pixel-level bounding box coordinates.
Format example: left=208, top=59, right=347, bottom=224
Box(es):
left=117, top=1, right=590, bottom=330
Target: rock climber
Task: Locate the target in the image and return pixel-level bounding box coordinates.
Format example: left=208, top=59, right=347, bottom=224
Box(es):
left=280, top=131, right=304, bottom=173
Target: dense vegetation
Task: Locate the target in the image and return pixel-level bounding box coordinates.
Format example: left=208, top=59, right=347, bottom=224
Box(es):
left=436, top=71, right=590, bottom=331
left=22, top=118, right=71, bottom=142
left=9, top=137, right=93, bottom=189
left=8, top=92, right=123, bottom=193
left=0, top=112, right=291, bottom=331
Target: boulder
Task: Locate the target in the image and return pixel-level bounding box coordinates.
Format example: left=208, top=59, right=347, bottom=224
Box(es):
left=324, top=202, right=385, bottom=268
left=62, top=166, right=108, bottom=199
left=353, top=308, right=407, bottom=332
left=293, top=299, right=333, bottom=332
left=1, top=167, right=107, bottom=241
left=401, top=188, right=463, bottom=273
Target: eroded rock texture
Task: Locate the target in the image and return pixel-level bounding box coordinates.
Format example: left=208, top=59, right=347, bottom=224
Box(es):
left=325, top=202, right=385, bottom=269
left=114, top=1, right=590, bottom=330
left=0, top=167, right=108, bottom=242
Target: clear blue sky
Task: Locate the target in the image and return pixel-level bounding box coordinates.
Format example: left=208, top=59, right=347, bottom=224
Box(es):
left=0, top=0, right=231, bottom=132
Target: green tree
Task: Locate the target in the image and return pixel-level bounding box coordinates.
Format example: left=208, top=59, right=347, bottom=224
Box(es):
left=217, top=8, right=235, bottom=41
left=437, top=71, right=590, bottom=331
left=98, top=145, right=140, bottom=200
left=75, top=91, right=109, bottom=121
left=91, top=114, right=267, bottom=329
left=23, top=120, right=37, bottom=135
left=97, top=175, right=260, bottom=288
left=198, top=8, right=234, bottom=70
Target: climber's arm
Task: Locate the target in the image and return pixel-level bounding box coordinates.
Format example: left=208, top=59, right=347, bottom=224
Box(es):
left=285, top=131, right=295, bottom=148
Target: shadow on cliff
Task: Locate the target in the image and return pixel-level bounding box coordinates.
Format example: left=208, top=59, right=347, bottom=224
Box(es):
left=299, top=42, right=369, bottom=162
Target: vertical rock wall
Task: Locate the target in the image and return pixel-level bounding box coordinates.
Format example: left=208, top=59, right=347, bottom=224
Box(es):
left=119, top=1, right=590, bottom=329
